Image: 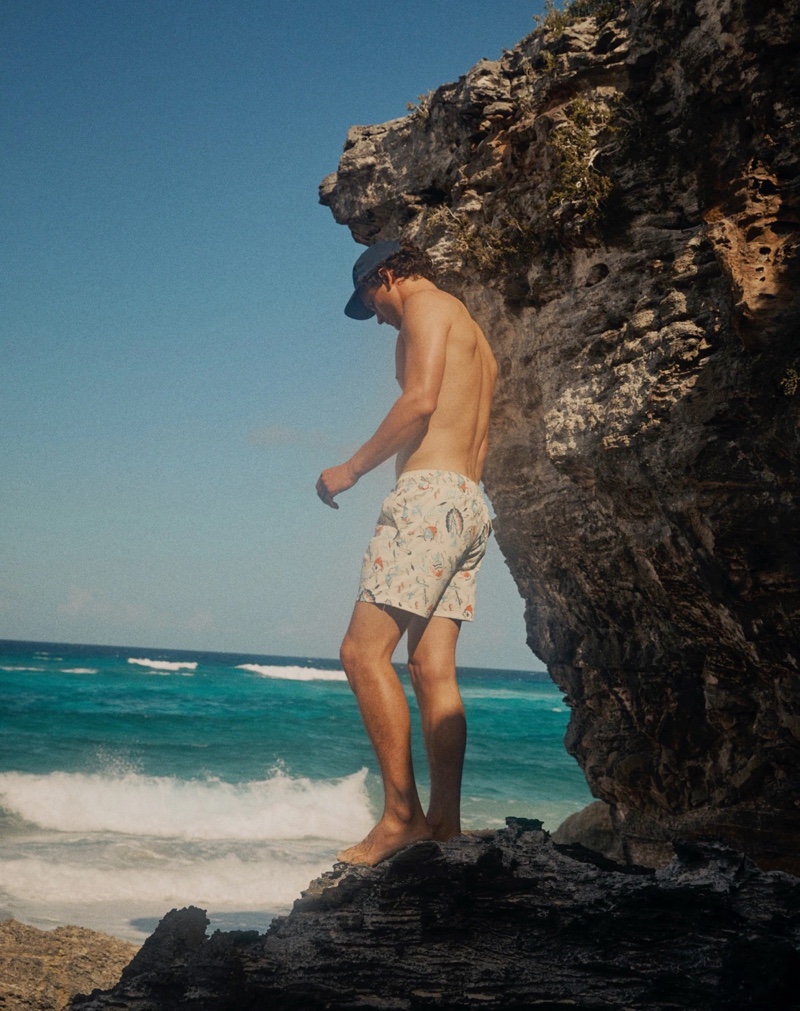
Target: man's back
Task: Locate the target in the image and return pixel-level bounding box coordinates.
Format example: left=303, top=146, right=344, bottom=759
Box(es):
left=395, top=287, right=497, bottom=483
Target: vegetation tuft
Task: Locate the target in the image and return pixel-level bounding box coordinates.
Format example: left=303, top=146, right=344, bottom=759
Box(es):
left=533, top=0, right=623, bottom=33
left=406, top=92, right=432, bottom=123
left=548, top=96, right=617, bottom=232
left=428, top=204, right=549, bottom=282
left=425, top=92, right=620, bottom=284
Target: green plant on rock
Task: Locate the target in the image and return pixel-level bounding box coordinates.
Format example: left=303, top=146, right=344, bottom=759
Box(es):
left=533, top=0, right=622, bottom=34
left=429, top=204, right=546, bottom=279
left=533, top=0, right=574, bottom=33
left=406, top=91, right=432, bottom=123
left=547, top=95, right=617, bottom=234
left=542, top=50, right=559, bottom=77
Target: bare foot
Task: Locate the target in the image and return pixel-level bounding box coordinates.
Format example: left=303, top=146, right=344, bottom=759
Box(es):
left=337, top=815, right=433, bottom=866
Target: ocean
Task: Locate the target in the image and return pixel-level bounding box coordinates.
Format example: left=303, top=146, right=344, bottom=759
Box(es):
left=0, top=639, right=592, bottom=943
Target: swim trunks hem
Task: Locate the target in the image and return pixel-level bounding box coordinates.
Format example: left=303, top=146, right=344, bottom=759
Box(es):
left=355, top=592, right=476, bottom=622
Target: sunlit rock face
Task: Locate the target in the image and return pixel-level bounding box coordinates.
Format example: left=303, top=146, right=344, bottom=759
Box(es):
left=321, top=0, right=800, bottom=872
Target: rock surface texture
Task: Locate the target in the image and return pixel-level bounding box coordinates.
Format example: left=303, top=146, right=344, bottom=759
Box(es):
left=71, top=825, right=800, bottom=1010
left=322, top=0, right=800, bottom=872
left=0, top=919, right=138, bottom=1011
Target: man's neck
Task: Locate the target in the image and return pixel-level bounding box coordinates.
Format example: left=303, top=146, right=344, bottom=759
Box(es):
left=396, top=277, right=439, bottom=306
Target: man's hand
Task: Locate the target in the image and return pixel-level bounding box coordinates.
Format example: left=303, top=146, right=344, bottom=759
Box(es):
left=316, top=462, right=358, bottom=509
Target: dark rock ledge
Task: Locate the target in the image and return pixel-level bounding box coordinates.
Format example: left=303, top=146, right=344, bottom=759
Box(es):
left=72, top=821, right=800, bottom=1010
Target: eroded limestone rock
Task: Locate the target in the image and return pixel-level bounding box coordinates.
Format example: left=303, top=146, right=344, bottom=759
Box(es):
left=0, top=919, right=137, bottom=1011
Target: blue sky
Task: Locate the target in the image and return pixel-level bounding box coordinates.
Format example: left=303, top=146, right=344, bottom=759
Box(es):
left=2, top=0, right=547, bottom=670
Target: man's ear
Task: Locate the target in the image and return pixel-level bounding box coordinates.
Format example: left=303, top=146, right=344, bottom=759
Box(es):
left=378, top=267, right=394, bottom=289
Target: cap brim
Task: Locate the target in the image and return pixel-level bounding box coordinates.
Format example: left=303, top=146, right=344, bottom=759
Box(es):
left=344, top=289, right=376, bottom=320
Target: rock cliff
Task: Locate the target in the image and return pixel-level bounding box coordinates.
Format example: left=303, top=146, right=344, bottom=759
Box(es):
left=321, top=0, right=800, bottom=872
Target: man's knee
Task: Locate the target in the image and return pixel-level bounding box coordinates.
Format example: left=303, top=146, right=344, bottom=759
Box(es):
left=407, top=652, right=454, bottom=695
left=407, top=654, right=425, bottom=689
left=340, top=632, right=381, bottom=691
left=339, top=634, right=359, bottom=687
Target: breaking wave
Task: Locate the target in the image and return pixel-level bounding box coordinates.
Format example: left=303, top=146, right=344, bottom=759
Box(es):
left=0, top=768, right=371, bottom=841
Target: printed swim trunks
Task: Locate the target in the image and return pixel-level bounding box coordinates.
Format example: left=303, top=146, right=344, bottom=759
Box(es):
left=357, top=470, right=492, bottom=622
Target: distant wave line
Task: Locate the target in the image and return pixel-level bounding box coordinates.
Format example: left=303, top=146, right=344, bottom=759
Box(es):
left=237, top=664, right=347, bottom=682
left=127, top=658, right=198, bottom=672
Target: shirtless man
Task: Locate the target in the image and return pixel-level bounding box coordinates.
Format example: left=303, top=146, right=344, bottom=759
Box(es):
left=316, top=240, right=497, bottom=866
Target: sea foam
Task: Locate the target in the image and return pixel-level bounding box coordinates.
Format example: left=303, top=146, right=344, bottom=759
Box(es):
left=237, top=664, right=348, bottom=682
left=0, top=768, right=371, bottom=841
left=127, top=658, right=198, bottom=672
left=0, top=849, right=331, bottom=909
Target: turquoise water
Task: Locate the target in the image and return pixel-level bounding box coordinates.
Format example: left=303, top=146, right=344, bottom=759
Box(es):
left=0, top=639, right=591, bottom=941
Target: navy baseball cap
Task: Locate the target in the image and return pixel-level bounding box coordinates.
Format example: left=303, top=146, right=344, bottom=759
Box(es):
left=344, top=240, right=402, bottom=319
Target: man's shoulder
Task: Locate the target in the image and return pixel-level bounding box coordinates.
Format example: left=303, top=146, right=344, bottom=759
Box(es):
left=403, top=286, right=467, bottom=322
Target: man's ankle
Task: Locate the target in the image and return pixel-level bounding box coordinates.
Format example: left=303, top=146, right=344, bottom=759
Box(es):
left=384, top=804, right=428, bottom=827
left=426, top=815, right=460, bottom=840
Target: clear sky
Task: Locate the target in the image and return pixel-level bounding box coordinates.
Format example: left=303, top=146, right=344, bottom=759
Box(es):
left=2, top=0, right=547, bottom=670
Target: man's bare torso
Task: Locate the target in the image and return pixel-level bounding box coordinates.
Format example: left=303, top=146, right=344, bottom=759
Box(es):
left=395, top=289, right=497, bottom=484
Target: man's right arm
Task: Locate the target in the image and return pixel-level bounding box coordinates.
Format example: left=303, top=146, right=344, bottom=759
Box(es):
left=316, top=293, right=450, bottom=508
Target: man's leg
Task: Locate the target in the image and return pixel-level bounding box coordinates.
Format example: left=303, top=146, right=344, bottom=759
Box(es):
left=406, top=615, right=465, bottom=841
left=338, top=601, right=432, bottom=865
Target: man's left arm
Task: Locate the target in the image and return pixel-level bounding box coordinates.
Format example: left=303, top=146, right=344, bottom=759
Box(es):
left=316, top=295, right=449, bottom=509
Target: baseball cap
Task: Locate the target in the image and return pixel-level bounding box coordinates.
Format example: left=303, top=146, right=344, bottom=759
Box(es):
left=344, top=239, right=402, bottom=319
